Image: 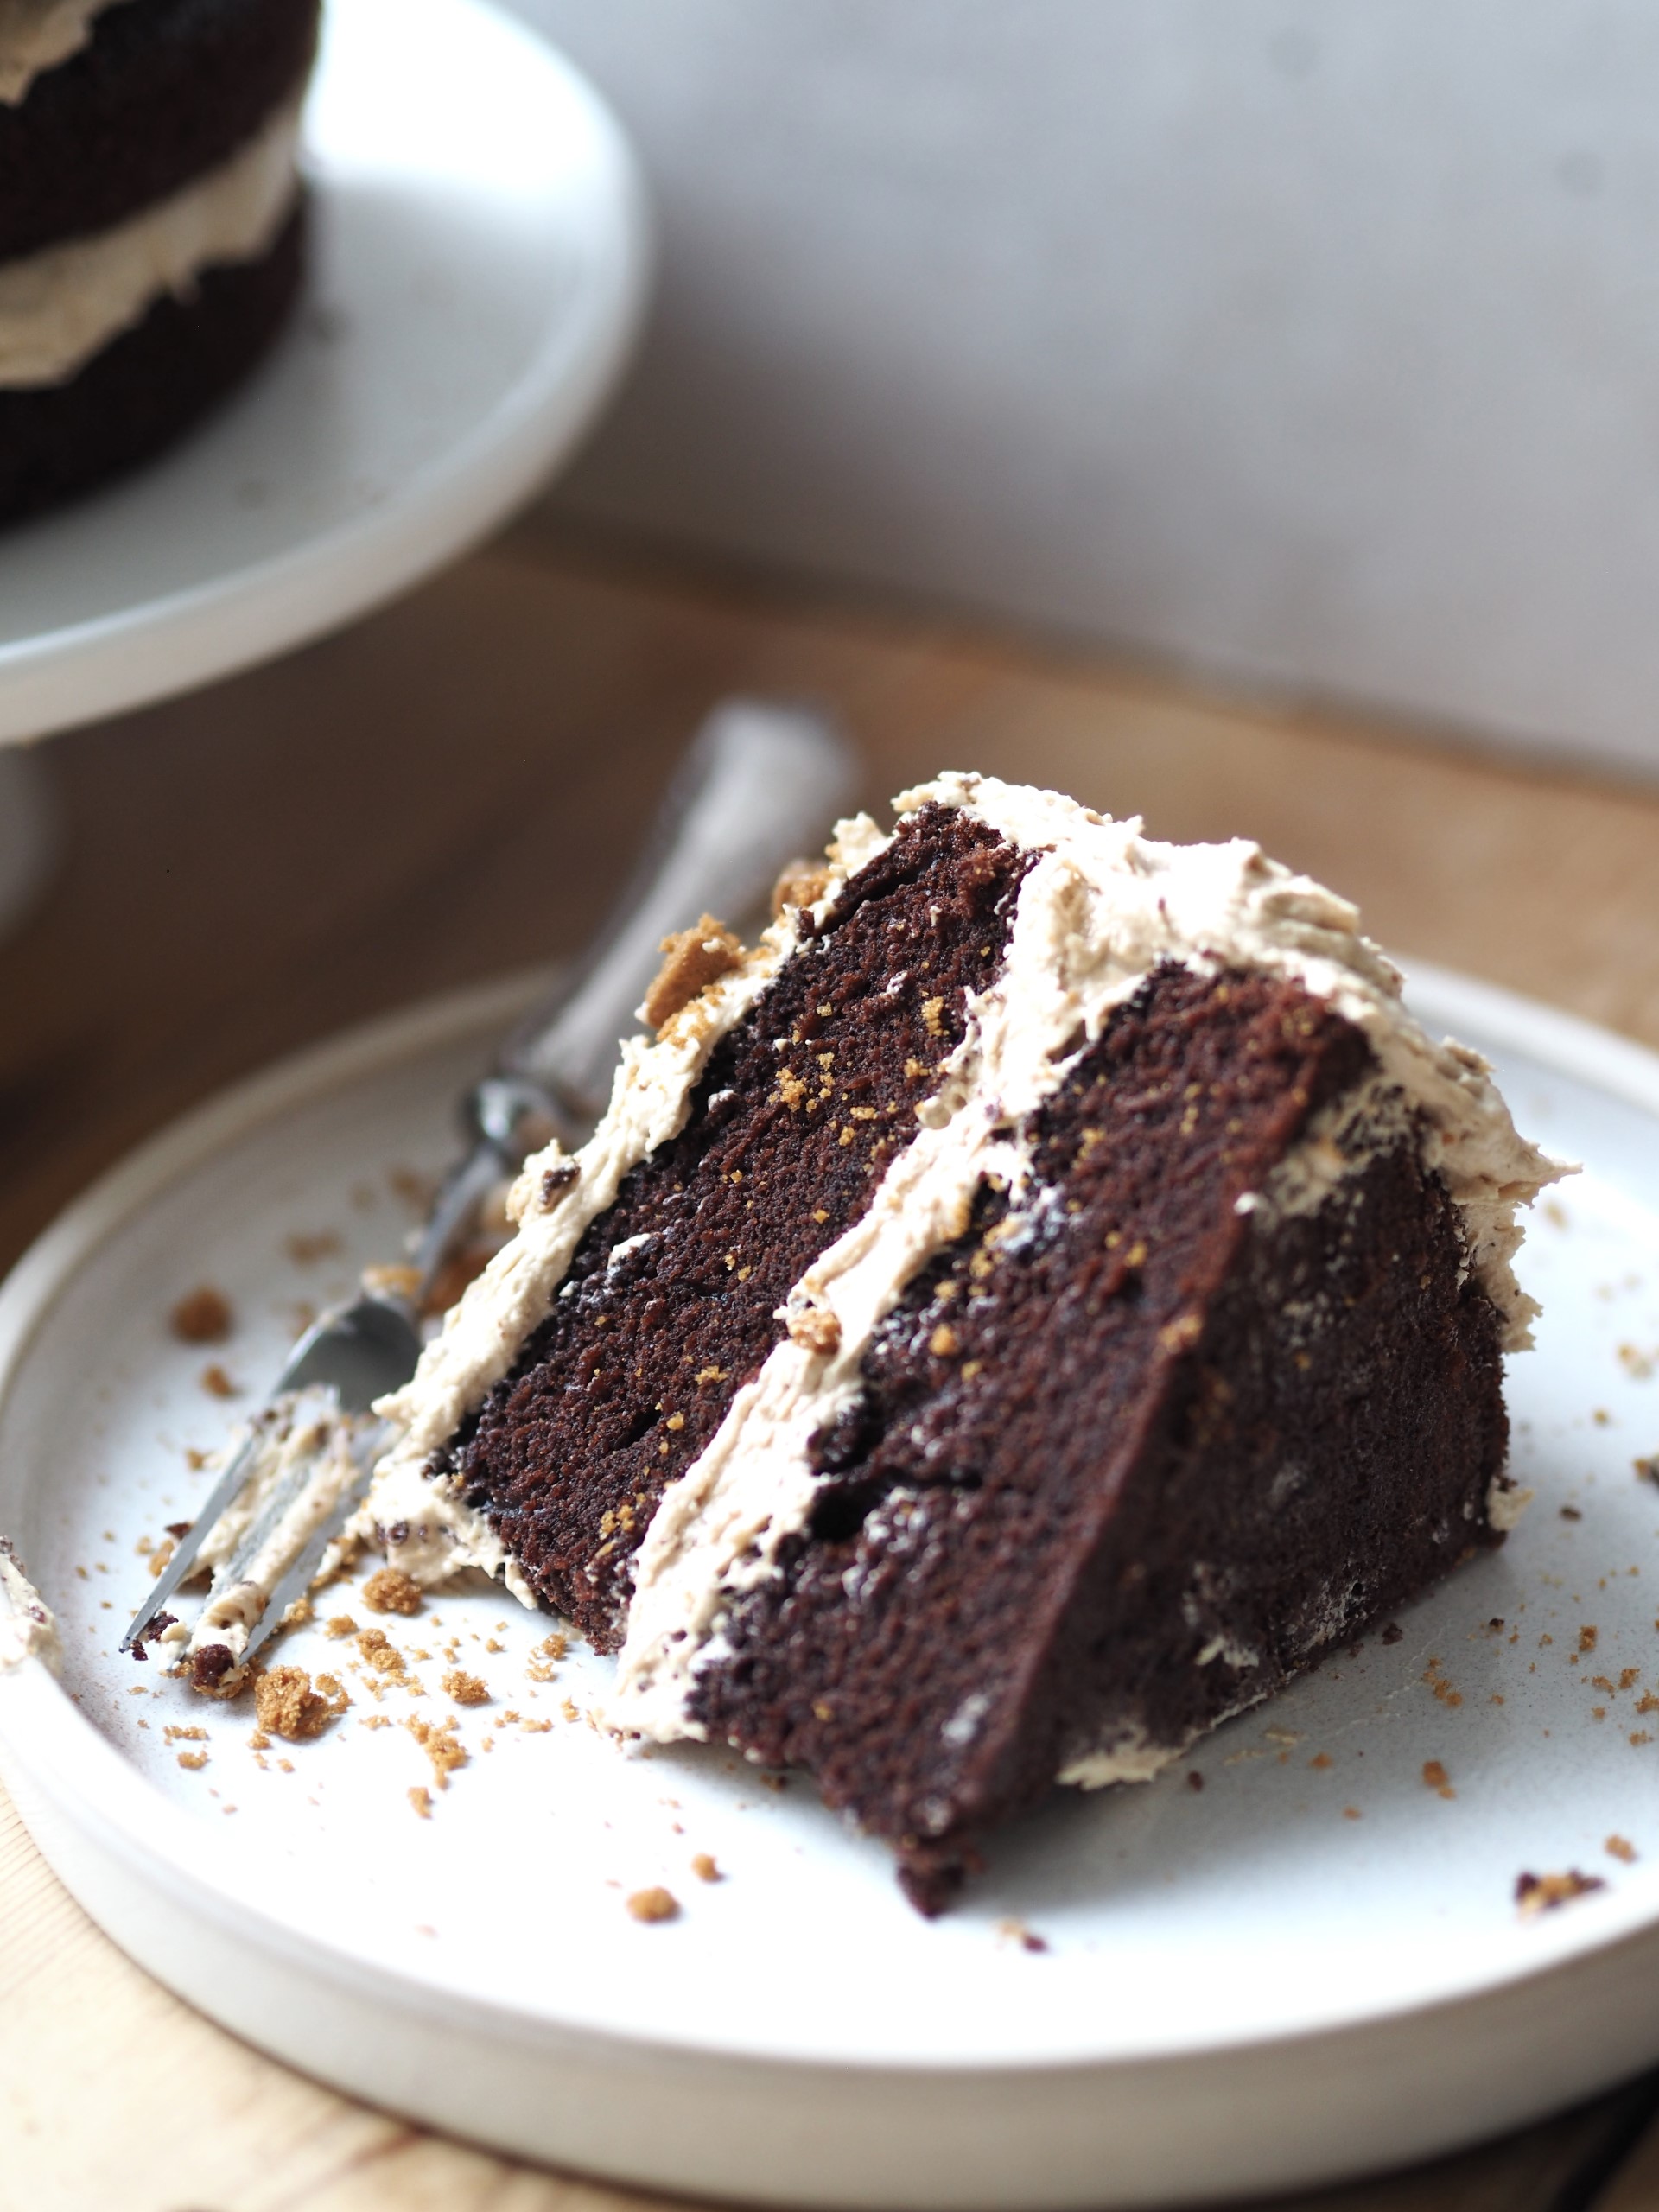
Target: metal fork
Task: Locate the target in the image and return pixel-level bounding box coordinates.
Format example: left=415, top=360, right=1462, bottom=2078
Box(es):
left=123, top=698, right=856, bottom=1666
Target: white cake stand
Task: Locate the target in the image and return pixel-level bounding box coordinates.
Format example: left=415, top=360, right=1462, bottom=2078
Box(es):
left=0, top=0, right=650, bottom=918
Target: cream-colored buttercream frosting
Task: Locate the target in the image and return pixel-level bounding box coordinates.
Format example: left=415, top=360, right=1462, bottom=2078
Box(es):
left=0, top=92, right=302, bottom=387
left=345, top=773, right=1560, bottom=1780
left=0, top=0, right=124, bottom=105
left=350, top=814, right=893, bottom=1589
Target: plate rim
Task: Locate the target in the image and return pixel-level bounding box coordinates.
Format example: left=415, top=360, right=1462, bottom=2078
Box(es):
left=0, top=0, right=652, bottom=747
left=11, top=957, right=1659, bottom=2205
left=2, top=957, right=1659, bottom=2076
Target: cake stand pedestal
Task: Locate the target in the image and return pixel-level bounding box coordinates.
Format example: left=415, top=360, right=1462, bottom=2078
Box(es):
left=0, top=751, right=58, bottom=938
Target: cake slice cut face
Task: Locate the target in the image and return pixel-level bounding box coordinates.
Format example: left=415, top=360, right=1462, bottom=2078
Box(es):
left=362, top=774, right=1559, bottom=1910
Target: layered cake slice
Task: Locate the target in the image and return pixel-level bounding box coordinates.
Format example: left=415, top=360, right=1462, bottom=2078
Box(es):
left=0, top=0, right=318, bottom=524
left=360, top=774, right=1558, bottom=1910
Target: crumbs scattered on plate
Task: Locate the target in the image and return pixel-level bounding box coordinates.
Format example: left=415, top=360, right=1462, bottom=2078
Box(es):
left=1515, top=1869, right=1605, bottom=1916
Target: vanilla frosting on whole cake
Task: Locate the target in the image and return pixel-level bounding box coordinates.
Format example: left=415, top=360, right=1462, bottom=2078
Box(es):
left=0, top=90, right=302, bottom=385
left=0, top=0, right=125, bottom=105
left=357, top=775, right=1560, bottom=1765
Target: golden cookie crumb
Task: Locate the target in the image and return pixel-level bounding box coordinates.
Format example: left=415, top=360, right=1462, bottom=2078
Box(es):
left=406, top=1714, right=467, bottom=1789
left=363, top=1567, right=423, bottom=1616
left=285, top=1230, right=342, bottom=1265
left=409, top=1786, right=432, bottom=1819
left=690, top=1853, right=721, bottom=1883
left=443, top=1670, right=489, bottom=1707
left=644, top=916, right=745, bottom=1030
left=254, top=1666, right=348, bottom=1742
left=771, top=859, right=830, bottom=918
left=626, top=1886, right=679, bottom=1923
left=355, top=1626, right=406, bottom=1676
left=1607, top=1834, right=1638, bottom=1864
left=789, top=1307, right=842, bottom=1356
left=169, top=1286, right=233, bottom=1344
left=324, top=1614, right=358, bottom=1639
left=1516, top=1868, right=1605, bottom=1914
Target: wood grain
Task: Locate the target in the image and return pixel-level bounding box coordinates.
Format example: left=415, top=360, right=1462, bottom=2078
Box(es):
left=6, top=529, right=1659, bottom=2210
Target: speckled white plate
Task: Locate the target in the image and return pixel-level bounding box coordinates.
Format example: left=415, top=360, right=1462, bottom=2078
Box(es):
left=0, top=0, right=648, bottom=746
left=3, top=963, right=1659, bottom=2209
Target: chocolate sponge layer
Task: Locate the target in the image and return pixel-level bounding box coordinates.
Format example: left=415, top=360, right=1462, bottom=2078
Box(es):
left=447, top=808, right=1032, bottom=1652
left=0, top=198, right=305, bottom=527
left=0, top=0, right=319, bottom=264
left=692, top=963, right=1508, bottom=1910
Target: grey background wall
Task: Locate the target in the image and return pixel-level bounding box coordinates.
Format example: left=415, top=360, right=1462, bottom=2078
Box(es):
left=508, top=2, right=1659, bottom=772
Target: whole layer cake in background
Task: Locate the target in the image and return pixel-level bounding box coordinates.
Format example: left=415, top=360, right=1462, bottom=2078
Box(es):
left=0, top=0, right=318, bottom=524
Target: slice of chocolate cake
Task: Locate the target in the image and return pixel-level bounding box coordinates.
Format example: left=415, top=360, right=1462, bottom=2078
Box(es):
left=360, top=774, right=1559, bottom=1910
left=0, top=0, right=318, bottom=524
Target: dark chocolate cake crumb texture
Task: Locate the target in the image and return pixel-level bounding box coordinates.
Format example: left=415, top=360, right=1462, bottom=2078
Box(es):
left=693, top=964, right=1507, bottom=1910
left=448, top=809, right=1031, bottom=1649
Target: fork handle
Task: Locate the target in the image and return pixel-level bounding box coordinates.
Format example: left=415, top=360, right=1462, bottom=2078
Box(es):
left=494, top=698, right=858, bottom=1123
left=411, top=699, right=859, bottom=1300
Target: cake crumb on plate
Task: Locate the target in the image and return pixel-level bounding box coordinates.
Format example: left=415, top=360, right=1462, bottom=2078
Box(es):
left=168, top=1287, right=233, bottom=1344
left=1516, top=1869, right=1605, bottom=1914
left=362, top=1567, right=423, bottom=1616
left=406, top=1714, right=467, bottom=1788
left=255, top=1666, right=347, bottom=1741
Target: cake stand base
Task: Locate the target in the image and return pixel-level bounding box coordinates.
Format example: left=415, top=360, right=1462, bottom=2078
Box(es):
left=0, top=748, right=60, bottom=939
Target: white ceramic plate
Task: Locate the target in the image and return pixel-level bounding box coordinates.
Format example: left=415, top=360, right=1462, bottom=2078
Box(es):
left=0, top=0, right=648, bottom=747
left=4, top=965, right=1659, bottom=2209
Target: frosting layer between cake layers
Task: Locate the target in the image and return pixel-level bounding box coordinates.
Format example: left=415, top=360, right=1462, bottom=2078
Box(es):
left=364, top=773, right=1560, bottom=1757
left=354, top=816, right=893, bottom=1601
left=0, top=0, right=124, bottom=105
left=0, top=86, right=302, bottom=385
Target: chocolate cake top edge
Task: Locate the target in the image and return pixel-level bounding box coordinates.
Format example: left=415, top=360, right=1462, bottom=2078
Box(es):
left=353, top=771, right=1566, bottom=1723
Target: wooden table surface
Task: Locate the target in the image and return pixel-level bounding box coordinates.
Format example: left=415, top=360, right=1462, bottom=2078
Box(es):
left=9, top=521, right=1659, bottom=2212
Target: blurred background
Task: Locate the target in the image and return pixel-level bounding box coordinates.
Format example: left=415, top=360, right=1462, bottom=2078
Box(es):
left=514, top=0, right=1659, bottom=777
left=17, top=8, right=1659, bottom=2204
left=16, top=0, right=1659, bottom=1279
